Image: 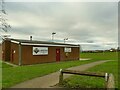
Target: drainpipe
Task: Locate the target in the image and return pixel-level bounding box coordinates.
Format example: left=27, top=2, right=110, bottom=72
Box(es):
left=19, top=42, right=22, bottom=66
left=78, top=44, right=80, bottom=60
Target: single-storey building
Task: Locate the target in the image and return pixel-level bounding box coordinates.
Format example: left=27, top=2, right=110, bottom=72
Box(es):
left=2, top=38, right=80, bottom=65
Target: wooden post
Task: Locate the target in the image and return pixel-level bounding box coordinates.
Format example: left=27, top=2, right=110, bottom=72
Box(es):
left=106, top=73, right=115, bottom=90
left=59, top=69, right=63, bottom=85
left=61, top=70, right=105, bottom=77
left=58, top=69, right=115, bottom=89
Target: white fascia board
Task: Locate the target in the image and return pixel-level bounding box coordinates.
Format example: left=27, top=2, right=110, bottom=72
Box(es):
left=11, top=40, right=20, bottom=44
left=21, top=43, right=79, bottom=47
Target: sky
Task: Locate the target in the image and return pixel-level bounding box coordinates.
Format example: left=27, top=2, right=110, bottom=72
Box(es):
left=0, top=1, right=118, bottom=51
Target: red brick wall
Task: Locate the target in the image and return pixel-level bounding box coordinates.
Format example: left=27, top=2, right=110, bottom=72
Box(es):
left=21, top=45, right=80, bottom=65
left=2, top=40, right=11, bottom=61
left=2, top=40, right=80, bottom=65
left=0, top=44, right=2, bottom=60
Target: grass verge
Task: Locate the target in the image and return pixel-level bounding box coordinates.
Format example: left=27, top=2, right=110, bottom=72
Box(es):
left=1, top=62, right=12, bottom=68
left=61, top=61, right=118, bottom=88
left=80, top=52, right=118, bottom=61
left=2, top=52, right=118, bottom=88
left=2, top=59, right=96, bottom=88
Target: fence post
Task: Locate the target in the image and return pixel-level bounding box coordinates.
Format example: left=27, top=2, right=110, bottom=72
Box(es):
left=106, top=73, right=115, bottom=90
left=59, top=69, right=63, bottom=85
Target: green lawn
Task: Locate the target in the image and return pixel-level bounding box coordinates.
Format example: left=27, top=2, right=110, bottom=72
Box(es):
left=80, top=52, right=118, bottom=61
left=0, top=61, right=1, bottom=66
left=1, top=62, right=12, bottom=68
left=62, top=61, right=118, bottom=88
left=2, top=52, right=118, bottom=88
left=0, top=61, right=2, bottom=89
left=61, top=52, right=118, bottom=88
left=2, top=59, right=96, bottom=88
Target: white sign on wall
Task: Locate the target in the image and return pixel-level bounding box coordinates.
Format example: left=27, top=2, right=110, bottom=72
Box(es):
left=64, top=47, right=71, bottom=52
left=33, top=47, right=48, bottom=55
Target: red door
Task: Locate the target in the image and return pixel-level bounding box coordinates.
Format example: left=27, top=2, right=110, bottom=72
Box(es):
left=56, top=49, right=60, bottom=62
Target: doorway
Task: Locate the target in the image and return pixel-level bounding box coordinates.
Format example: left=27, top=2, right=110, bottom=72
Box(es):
left=56, top=49, right=60, bottom=62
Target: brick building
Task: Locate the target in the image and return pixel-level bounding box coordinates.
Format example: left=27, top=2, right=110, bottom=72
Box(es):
left=2, top=38, right=80, bottom=65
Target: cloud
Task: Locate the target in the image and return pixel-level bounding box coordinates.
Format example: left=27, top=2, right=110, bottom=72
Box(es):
left=0, top=2, right=118, bottom=50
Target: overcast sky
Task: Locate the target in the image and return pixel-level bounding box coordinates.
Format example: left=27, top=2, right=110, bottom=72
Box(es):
left=0, top=1, right=118, bottom=50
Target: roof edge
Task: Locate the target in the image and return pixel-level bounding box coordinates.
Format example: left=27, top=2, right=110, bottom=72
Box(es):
left=5, top=38, right=80, bottom=47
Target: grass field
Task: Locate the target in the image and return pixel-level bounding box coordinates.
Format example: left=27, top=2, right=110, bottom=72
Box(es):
left=2, top=52, right=118, bottom=88
left=1, top=62, right=12, bottom=68
left=80, top=52, right=118, bottom=61
left=0, top=61, right=2, bottom=89
left=61, top=52, right=118, bottom=88
left=2, top=59, right=96, bottom=88
left=62, top=61, right=118, bottom=88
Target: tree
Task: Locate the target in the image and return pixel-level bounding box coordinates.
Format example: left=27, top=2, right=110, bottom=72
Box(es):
left=0, top=0, right=11, bottom=32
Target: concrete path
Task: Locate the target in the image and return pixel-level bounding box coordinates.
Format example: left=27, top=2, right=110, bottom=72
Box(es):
left=11, top=60, right=110, bottom=88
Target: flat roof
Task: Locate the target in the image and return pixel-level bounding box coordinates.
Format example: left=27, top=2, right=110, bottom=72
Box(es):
left=4, top=38, right=80, bottom=47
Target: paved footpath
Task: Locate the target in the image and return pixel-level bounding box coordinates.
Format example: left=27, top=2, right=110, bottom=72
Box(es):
left=11, top=60, right=110, bottom=88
